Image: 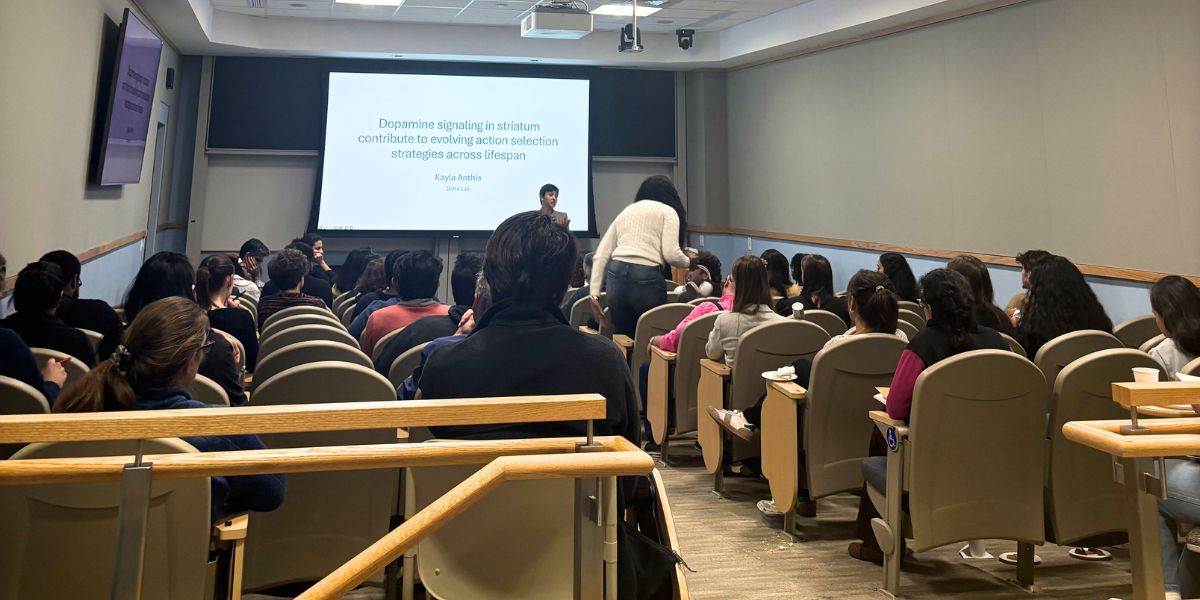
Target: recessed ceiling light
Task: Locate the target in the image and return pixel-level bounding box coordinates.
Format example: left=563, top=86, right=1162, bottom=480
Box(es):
left=336, top=0, right=403, bottom=6
left=590, top=3, right=661, bottom=17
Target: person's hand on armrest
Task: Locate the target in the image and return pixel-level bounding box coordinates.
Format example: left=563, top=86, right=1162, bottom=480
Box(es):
left=41, top=359, right=67, bottom=389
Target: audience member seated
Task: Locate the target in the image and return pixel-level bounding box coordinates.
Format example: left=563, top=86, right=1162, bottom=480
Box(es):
left=877, top=252, right=921, bottom=304
left=38, top=250, right=124, bottom=359
left=709, top=269, right=907, bottom=442
left=398, top=274, right=491, bottom=400
left=0, top=261, right=97, bottom=366
left=126, top=251, right=246, bottom=406
left=352, top=249, right=407, bottom=321
left=790, top=253, right=808, bottom=291
left=233, top=238, right=269, bottom=303
left=298, top=232, right=335, bottom=283
left=373, top=252, right=481, bottom=374
left=198, top=254, right=260, bottom=372
left=560, top=251, right=596, bottom=318
left=261, top=241, right=333, bottom=308
left=849, top=268, right=1008, bottom=564
left=778, top=254, right=850, bottom=325
left=334, top=247, right=377, bottom=298
left=705, top=255, right=788, bottom=365
left=1004, top=249, right=1052, bottom=318
left=673, top=250, right=722, bottom=302
left=1014, top=255, right=1113, bottom=359
left=762, top=249, right=800, bottom=299
left=53, top=297, right=284, bottom=521
left=1159, top=449, right=1200, bottom=600
left=1148, top=275, right=1200, bottom=379
left=0, top=252, right=66, bottom=402
left=414, top=211, right=639, bottom=443
left=344, top=255, right=386, bottom=314
left=359, top=250, right=450, bottom=356
left=946, top=255, right=1015, bottom=336
left=256, top=248, right=327, bottom=331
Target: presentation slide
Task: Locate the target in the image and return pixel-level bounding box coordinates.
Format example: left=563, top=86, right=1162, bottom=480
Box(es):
left=317, top=72, right=591, bottom=233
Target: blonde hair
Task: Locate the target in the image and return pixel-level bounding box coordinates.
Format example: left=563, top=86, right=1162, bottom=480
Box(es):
left=55, top=297, right=209, bottom=413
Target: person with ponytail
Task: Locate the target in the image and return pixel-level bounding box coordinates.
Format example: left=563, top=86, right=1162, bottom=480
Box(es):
left=1148, top=276, right=1200, bottom=379
left=54, top=297, right=284, bottom=520
left=197, top=254, right=259, bottom=372
left=848, top=268, right=1008, bottom=564
left=0, top=252, right=67, bottom=403
left=0, top=261, right=97, bottom=366
left=777, top=254, right=850, bottom=326
left=126, top=252, right=245, bottom=406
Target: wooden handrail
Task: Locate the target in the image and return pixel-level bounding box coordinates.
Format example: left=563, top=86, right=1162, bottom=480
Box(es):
left=1062, top=418, right=1200, bottom=458
left=0, top=436, right=641, bottom=486
left=0, top=394, right=606, bottom=443
left=298, top=447, right=655, bottom=600
left=1112, top=381, right=1200, bottom=409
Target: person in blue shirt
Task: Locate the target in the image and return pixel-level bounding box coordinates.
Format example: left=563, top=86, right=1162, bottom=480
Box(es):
left=53, top=296, right=284, bottom=521
left=398, top=273, right=491, bottom=400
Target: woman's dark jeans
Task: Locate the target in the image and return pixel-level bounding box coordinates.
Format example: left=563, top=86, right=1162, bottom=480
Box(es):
left=606, top=260, right=667, bottom=337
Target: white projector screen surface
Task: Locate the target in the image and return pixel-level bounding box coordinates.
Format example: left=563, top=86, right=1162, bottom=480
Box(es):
left=317, top=72, right=591, bottom=233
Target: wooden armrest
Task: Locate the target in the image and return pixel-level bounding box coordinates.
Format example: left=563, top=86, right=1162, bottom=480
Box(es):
left=1113, top=382, right=1200, bottom=408
left=396, top=428, right=410, bottom=442
left=215, top=513, right=249, bottom=541
left=767, top=380, right=806, bottom=401
left=1138, top=405, right=1198, bottom=418
left=869, top=410, right=905, bottom=429
left=612, top=334, right=634, bottom=350
left=578, top=326, right=598, bottom=335
left=649, top=345, right=676, bottom=363
left=699, top=358, right=731, bottom=378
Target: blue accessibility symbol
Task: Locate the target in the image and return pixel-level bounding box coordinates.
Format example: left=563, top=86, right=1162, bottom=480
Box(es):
left=886, top=427, right=898, bottom=451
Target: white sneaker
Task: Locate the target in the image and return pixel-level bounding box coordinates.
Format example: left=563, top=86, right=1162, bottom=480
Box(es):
left=757, top=499, right=782, bottom=516
left=707, top=406, right=758, bottom=441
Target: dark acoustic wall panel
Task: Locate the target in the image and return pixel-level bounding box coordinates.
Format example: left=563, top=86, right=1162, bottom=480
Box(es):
left=207, top=56, right=676, bottom=157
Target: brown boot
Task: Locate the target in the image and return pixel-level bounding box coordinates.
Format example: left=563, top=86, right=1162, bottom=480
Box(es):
left=848, top=541, right=884, bottom=565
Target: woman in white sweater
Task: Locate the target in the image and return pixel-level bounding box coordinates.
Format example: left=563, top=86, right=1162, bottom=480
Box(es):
left=705, top=255, right=787, bottom=365
left=589, top=176, right=693, bottom=336
left=1149, top=275, right=1200, bottom=379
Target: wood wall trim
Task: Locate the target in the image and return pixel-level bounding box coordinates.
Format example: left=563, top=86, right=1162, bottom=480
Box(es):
left=156, top=222, right=187, bottom=232
left=1, top=230, right=146, bottom=296
left=689, top=225, right=1199, bottom=286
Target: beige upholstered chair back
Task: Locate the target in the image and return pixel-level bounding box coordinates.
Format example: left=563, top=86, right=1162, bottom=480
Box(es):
left=340, top=301, right=358, bottom=326
left=672, top=311, right=721, bottom=435
left=412, top=463, right=576, bottom=599
left=1033, top=330, right=1122, bottom=400
left=801, top=309, right=848, bottom=339
left=0, top=439, right=208, bottom=600
left=999, top=332, right=1026, bottom=357
left=29, top=347, right=90, bottom=390
left=78, top=327, right=104, bottom=354
left=1139, top=334, right=1167, bottom=354
left=895, top=320, right=919, bottom=341
left=332, top=292, right=360, bottom=315
left=568, top=293, right=606, bottom=328
left=897, top=300, right=922, bottom=314
left=259, top=313, right=344, bottom=341
left=260, top=304, right=332, bottom=329
left=1113, top=315, right=1162, bottom=350
left=258, top=324, right=360, bottom=360
left=388, top=342, right=430, bottom=389
left=243, top=361, right=399, bottom=590
left=0, top=375, right=50, bottom=459
left=1184, top=355, right=1200, bottom=377
left=805, top=335, right=906, bottom=499
left=907, top=350, right=1046, bottom=552
left=896, top=309, right=926, bottom=331
left=1046, top=349, right=1159, bottom=544
left=371, top=327, right=408, bottom=363
left=252, top=340, right=372, bottom=392
left=188, top=373, right=230, bottom=406
left=729, top=321, right=829, bottom=462
left=238, top=301, right=258, bottom=324
left=632, top=303, right=694, bottom=372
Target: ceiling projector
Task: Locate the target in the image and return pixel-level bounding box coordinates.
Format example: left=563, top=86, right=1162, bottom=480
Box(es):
left=521, top=4, right=593, bottom=39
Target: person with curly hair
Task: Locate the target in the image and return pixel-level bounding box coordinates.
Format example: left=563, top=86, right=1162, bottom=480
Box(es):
left=1014, top=255, right=1112, bottom=359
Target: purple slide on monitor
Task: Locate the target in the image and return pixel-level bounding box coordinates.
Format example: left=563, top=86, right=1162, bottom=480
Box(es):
left=98, top=10, right=163, bottom=186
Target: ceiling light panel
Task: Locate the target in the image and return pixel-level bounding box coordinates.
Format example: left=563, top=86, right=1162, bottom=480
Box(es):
left=590, top=3, right=662, bottom=17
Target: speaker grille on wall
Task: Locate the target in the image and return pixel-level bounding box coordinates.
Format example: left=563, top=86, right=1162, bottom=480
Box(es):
left=166, top=67, right=175, bottom=90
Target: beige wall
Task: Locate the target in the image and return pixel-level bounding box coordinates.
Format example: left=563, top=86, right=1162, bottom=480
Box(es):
left=0, top=0, right=181, bottom=270
left=725, top=0, right=1200, bottom=275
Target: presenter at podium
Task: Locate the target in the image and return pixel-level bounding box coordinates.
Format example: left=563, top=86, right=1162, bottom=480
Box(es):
left=539, top=183, right=570, bottom=228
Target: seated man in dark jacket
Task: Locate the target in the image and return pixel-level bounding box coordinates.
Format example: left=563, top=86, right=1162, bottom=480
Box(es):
left=38, top=250, right=124, bottom=360
left=372, top=252, right=481, bottom=374
left=261, top=241, right=334, bottom=308
left=415, top=211, right=639, bottom=445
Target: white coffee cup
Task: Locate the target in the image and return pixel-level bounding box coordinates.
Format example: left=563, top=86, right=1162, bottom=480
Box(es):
left=791, top=302, right=804, bottom=320
left=1132, top=367, right=1159, bottom=383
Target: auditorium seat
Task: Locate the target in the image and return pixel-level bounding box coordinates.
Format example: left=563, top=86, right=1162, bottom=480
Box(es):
left=189, top=373, right=231, bottom=407
left=698, top=320, right=829, bottom=492
left=259, top=305, right=333, bottom=331
left=1000, top=332, right=1027, bottom=357
left=29, top=347, right=90, bottom=390
left=895, top=319, right=919, bottom=341
left=258, top=324, right=360, bottom=361
left=1033, top=330, right=1122, bottom=404
left=237, top=300, right=257, bottom=325
left=213, top=328, right=247, bottom=374
left=251, top=340, right=372, bottom=392
left=0, top=438, right=245, bottom=600
left=761, top=334, right=905, bottom=536
left=629, top=302, right=693, bottom=374
left=1184, top=356, right=1200, bottom=377
left=331, top=291, right=359, bottom=316
left=897, top=300, right=922, bottom=314
left=800, top=309, right=848, bottom=339
left=568, top=293, right=605, bottom=328
left=258, top=313, right=344, bottom=342
left=1113, top=315, right=1162, bottom=350
left=338, top=301, right=358, bottom=326
left=371, top=327, right=406, bottom=364
left=647, top=311, right=719, bottom=462
left=387, top=341, right=428, bottom=389
left=0, top=375, right=50, bottom=460
left=242, top=361, right=399, bottom=592
left=867, top=350, right=1045, bottom=595
left=896, top=308, right=926, bottom=331
left=1139, top=333, right=1167, bottom=354
left=77, top=327, right=104, bottom=354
